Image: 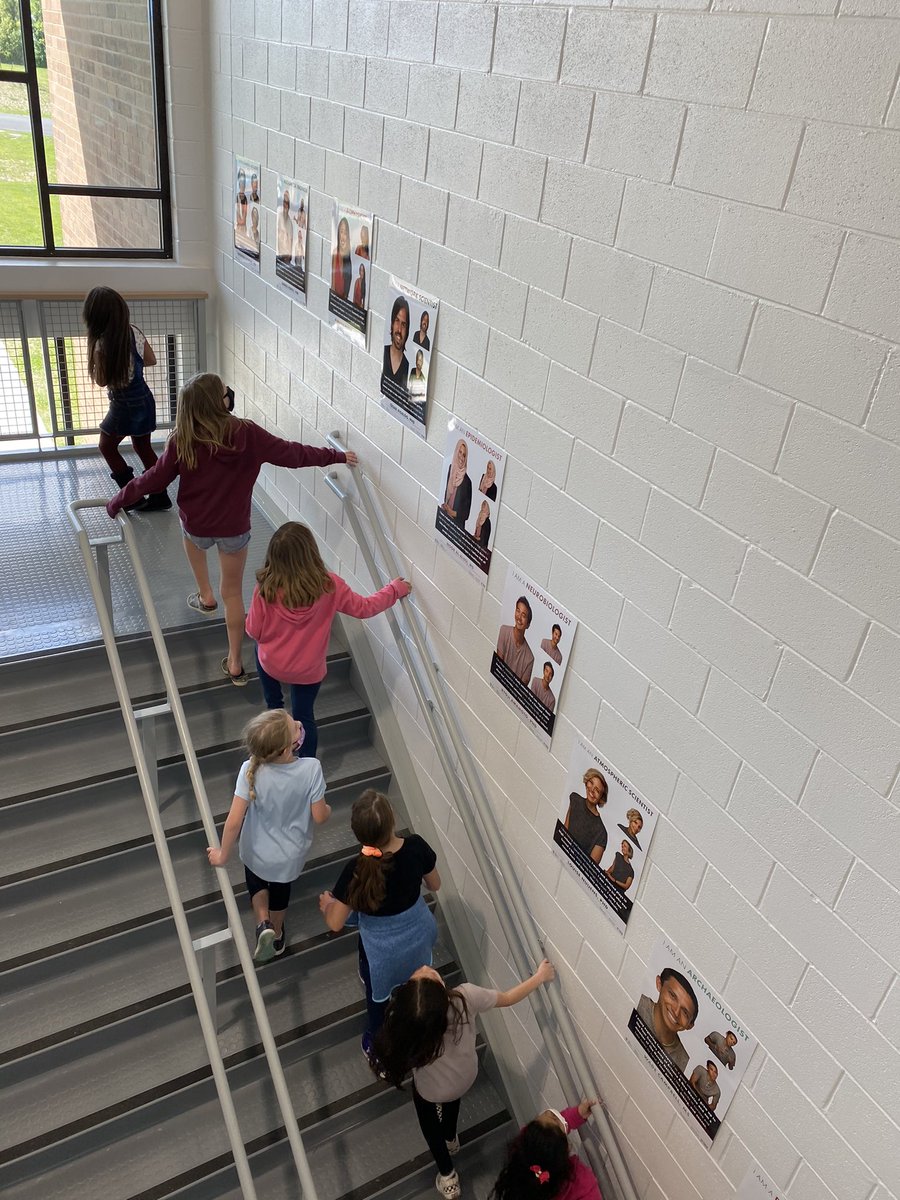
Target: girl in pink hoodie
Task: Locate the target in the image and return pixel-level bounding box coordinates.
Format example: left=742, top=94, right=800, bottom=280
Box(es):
left=490, top=1100, right=603, bottom=1200
left=246, top=522, right=410, bottom=758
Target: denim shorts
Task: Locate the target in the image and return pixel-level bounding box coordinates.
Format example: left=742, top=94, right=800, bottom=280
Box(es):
left=100, top=397, right=157, bottom=437
left=182, top=527, right=252, bottom=554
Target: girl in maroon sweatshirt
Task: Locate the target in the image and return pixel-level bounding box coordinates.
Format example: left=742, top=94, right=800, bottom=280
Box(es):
left=107, top=372, right=356, bottom=682
left=246, top=522, right=410, bottom=757
left=490, top=1101, right=603, bottom=1200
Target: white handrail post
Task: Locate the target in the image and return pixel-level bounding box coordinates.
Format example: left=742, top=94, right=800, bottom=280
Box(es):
left=193, top=929, right=233, bottom=1033
left=95, top=542, right=113, bottom=630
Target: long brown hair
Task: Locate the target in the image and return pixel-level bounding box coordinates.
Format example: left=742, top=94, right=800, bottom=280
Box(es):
left=256, top=522, right=335, bottom=608
left=242, top=710, right=294, bottom=802
left=346, top=789, right=396, bottom=914
left=173, top=372, right=237, bottom=470
left=372, top=974, right=470, bottom=1088
left=82, top=287, right=133, bottom=390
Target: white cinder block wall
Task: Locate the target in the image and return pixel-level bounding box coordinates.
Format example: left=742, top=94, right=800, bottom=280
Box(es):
left=203, top=2, right=900, bottom=1198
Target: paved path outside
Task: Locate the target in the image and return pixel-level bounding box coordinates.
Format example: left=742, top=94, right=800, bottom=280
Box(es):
left=0, top=112, right=53, bottom=136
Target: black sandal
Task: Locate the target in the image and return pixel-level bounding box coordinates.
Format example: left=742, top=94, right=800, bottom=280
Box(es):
left=221, top=658, right=249, bottom=686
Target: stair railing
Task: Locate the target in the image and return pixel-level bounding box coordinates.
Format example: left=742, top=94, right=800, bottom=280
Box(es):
left=67, top=498, right=319, bottom=1200
left=323, top=437, right=640, bottom=1200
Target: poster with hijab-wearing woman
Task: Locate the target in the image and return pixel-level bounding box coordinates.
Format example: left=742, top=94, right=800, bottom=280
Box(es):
left=275, top=176, right=309, bottom=301
left=434, top=419, right=505, bottom=586
left=328, top=199, right=373, bottom=347
left=490, top=563, right=577, bottom=748
left=233, top=154, right=261, bottom=269
left=552, top=735, right=658, bottom=934
left=380, top=275, right=439, bottom=439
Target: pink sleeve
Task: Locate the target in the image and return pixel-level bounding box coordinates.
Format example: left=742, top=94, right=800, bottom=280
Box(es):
left=562, top=1105, right=587, bottom=1132
left=333, top=575, right=409, bottom=619
left=569, top=1159, right=603, bottom=1200
left=245, top=586, right=265, bottom=640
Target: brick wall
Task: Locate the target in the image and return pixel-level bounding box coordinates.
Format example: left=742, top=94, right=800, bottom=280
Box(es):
left=43, top=0, right=160, bottom=249
left=208, top=4, right=900, bottom=1199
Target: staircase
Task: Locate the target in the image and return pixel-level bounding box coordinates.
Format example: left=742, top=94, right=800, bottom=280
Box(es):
left=0, top=618, right=516, bottom=1200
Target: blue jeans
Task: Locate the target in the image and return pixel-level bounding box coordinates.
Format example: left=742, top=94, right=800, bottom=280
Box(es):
left=358, top=941, right=389, bottom=1040
left=254, top=650, right=322, bottom=758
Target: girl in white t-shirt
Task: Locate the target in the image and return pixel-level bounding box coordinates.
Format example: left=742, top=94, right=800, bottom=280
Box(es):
left=207, top=710, right=331, bottom=963
left=373, top=958, right=556, bottom=1200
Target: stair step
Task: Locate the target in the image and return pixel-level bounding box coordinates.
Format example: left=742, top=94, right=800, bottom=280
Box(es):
left=0, top=621, right=348, bottom=734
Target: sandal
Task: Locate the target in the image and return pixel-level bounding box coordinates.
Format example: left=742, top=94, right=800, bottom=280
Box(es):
left=221, top=657, right=249, bottom=686
left=188, top=592, right=218, bottom=615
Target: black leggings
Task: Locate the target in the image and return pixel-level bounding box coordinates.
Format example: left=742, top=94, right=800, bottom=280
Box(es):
left=244, top=867, right=291, bottom=912
left=412, top=1087, right=460, bottom=1177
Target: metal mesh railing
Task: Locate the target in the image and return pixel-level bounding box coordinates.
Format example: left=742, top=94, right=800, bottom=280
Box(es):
left=0, top=301, right=39, bottom=443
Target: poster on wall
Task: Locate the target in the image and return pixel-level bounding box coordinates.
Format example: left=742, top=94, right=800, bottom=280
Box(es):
left=233, top=154, right=261, bottom=269
left=489, top=564, right=577, bottom=747
left=737, top=1168, right=787, bottom=1200
left=628, top=937, right=757, bottom=1144
left=275, top=176, right=309, bottom=300
left=434, top=420, right=505, bottom=586
left=552, top=736, right=658, bottom=935
left=380, top=275, right=439, bottom=438
left=328, top=199, right=372, bottom=347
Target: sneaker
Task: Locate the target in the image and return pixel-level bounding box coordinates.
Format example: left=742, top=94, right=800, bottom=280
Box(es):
left=362, top=1032, right=388, bottom=1081
left=253, top=920, right=276, bottom=963
left=435, top=1170, right=461, bottom=1199
left=273, top=925, right=287, bottom=957
left=445, top=1136, right=460, bottom=1154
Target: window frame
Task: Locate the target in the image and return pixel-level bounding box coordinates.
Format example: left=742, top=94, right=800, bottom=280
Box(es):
left=0, top=0, right=173, bottom=258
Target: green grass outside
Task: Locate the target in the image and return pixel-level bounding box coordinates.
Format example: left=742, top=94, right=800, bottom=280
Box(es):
left=0, top=126, right=59, bottom=246
left=0, top=65, right=50, bottom=114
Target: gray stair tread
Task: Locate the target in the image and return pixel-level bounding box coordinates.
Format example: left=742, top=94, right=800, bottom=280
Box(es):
left=0, top=931, right=455, bottom=1158
left=0, top=793, right=395, bottom=1061
left=0, top=661, right=365, bottom=804
left=0, top=733, right=388, bottom=883
left=167, top=1073, right=510, bottom=1200
left=0, top=621, right=345, bottom=733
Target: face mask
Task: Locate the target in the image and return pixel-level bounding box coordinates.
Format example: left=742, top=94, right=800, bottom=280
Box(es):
left=545, top=1108, right=569, bottom=1134
left=224, top=386, right=235, bottom=412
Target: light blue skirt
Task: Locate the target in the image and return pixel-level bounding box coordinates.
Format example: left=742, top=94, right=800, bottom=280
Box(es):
left=359, top=896, right=438, bottom=1002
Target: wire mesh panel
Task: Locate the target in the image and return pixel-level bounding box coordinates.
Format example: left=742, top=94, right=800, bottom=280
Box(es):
left=0, top=303, right=39, bottom=443
left=38, top=299, right=202, bottom=441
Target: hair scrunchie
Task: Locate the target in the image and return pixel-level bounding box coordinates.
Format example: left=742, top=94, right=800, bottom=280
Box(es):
left=530, top=1165, right=550, bottom=1185
left=361, top=845, right=383, bottom=858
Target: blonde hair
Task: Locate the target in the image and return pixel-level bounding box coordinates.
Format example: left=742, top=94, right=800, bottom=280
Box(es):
left=256, top=522, right=335, bottom=609
left=243, top=710, right=295, bottom=802
left=172, top=372, right=237, bottom=470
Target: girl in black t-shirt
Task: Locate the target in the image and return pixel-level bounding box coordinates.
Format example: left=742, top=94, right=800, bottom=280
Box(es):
left=319, top=789, right=441, bottom=1065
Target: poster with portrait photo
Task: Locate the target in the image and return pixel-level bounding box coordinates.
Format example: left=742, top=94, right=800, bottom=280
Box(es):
left=275, top=176, right=309, bottom=300
left=328, top=199, right=372, bottom=347
left=434, top=420, right=505, bottom=587
left=380, top=276, right=439, bottom=439
left=736, top=1167, right=787, bottom=1200
left=233, top=155, right=261, bottom=269
left=628, top=937, right=757, bottom=1145
left=552, top=736, right=658, bottom=935
left=489, top=563, right=577, bottom=748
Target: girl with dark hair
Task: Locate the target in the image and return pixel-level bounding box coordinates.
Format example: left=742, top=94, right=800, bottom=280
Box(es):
left=319, top=791, right=441, bottom=1064
left=331, top=216, right=352, bottom=298
left=247, top=522, right=410, bottom=758
left=107, top=373, right=357, bottom=682
left=82, top=286, right=171, bottom=510
left=207, top=710, right=331, bottom=963
left=373, top=958, right=556, bottom=1200
left=490, top=1100, right=602, bottom=1200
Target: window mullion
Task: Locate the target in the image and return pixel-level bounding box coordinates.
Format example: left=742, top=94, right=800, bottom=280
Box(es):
left=18, top=0, right=54, bottom=253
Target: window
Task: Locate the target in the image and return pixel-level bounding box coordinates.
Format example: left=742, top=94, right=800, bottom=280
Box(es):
left=0, top=0, right=172, bottom=256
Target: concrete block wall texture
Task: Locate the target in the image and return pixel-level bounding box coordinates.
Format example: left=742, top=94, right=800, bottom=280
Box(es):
left=201, top=2, right=900, bottom=1198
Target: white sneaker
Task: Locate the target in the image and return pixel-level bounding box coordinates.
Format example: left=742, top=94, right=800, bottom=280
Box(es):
left=435, top=1171, right=461, bottom=1199
left=445, top=1136, right=460, bottom=1154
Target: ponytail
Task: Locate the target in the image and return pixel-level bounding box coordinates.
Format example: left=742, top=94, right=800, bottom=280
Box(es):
left=345, top=789, right=395, bottom=914
left=242, top=710, right=295, bottom=801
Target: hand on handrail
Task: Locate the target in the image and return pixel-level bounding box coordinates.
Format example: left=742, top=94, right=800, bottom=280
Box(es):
left=344, top=450, right=359, bottom=467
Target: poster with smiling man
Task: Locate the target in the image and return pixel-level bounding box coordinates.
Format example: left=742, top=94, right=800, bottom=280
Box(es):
left=380, top=275, right=439, bottom=439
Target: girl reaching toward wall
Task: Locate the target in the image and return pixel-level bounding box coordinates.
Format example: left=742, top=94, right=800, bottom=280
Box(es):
left=374, top=958, right=557, bottom=1200
left=106, top=373, right=357, bottom=683
left=207, top=709, right=331, bottom=963
left=489, top=1100, right=603, bottom=1200
left=83, top=286, right=171, bottom=511
left=246, top=522, right=410, bottom=758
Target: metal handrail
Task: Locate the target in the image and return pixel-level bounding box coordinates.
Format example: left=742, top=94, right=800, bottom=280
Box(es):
left=67, top=499, right=319, bottom=1200
left=324, top=439, right=640, bottom=1200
